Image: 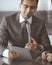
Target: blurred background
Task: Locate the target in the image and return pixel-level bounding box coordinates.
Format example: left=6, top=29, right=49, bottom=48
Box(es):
left=0, top=0, right=52, bottom=45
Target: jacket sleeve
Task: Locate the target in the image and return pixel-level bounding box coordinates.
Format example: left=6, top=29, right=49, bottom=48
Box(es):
left=0, top=17, right=9, bottom=55
left=40, top=21, right=51, bottom=51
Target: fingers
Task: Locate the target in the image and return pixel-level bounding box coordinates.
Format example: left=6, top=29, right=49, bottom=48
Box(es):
left=25, top=37, right=37, bottom=46
left=47, top=53, right=52, bottom=62
left=25, top=38, right=38, bottom=52
left=25, top=43, right=38, bottom=52
left=25, top=43, right=32, bottom=50
left=41, top=51, right=47, bottom=60
left=41, top=51, right=52, bottom=62
left=31, top=38, right=37, bottom=44
left=25, top=37, right=38, bottom=47
left=8, top=50, right=19, bottom=60
left=25, top=43, right=32, bottom=46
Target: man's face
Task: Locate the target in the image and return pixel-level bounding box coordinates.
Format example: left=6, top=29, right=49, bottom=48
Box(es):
left=20, top=0, right=37, bottom=19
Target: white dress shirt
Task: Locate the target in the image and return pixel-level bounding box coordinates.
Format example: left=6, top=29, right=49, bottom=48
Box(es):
left=2, top=14, right=32, bottom=58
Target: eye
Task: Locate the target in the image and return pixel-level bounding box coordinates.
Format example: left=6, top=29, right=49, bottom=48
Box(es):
left=23, top=4, right=29, bottom=8
left=31, top=6, right=37, bottom=9
left=24, top=5, right=28, bottom=8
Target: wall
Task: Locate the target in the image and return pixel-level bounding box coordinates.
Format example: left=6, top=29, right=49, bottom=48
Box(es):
left=0, top=0, right=51, bottom=11
left=0, top=0, right=21, bottom=11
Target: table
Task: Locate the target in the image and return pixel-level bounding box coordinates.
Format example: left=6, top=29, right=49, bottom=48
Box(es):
left=0, top=56, right=52, bottom=65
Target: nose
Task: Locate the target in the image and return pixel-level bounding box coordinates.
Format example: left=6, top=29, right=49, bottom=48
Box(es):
left=27, top=7, right=31, bottom=13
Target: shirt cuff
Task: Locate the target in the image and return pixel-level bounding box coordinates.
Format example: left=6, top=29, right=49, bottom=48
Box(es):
left=39, top=45, right=44, bottom=50
left=35, top=45, right=44, bottom=53
left=2, top=49, right=9, bottom=58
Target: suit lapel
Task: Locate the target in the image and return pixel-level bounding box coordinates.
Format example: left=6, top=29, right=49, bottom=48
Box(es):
left=16, top=12, right=24, bottom=40
left=31, top=15, right=36, bottom=37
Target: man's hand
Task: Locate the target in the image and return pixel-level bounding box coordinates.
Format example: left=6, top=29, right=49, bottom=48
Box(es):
left=41, top=51, right=52, bottom=62
left=25, top=38, right=39, bottom=52
left=8, top=50, right=20, bottom=60
left=41, top=51, right=47, bottom=60
left=47, top=53, right=52, bottom=62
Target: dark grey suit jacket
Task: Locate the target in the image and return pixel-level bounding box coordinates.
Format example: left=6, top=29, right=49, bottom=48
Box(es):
left=0, top=12, right=51, bottom=55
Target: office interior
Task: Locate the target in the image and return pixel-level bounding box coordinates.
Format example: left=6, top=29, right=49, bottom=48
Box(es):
left=0, top=0, right=52, bottom=45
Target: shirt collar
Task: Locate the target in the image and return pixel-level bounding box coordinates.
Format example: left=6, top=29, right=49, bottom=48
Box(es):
left=19, top=14, right=32, bottom=24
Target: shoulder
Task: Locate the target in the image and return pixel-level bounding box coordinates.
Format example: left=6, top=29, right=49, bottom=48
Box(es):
left=32, top=15, right=44, bottom=23
left=6, top=12, right=17, bottom=20
left=1, top=12, right=20, bottom=27
left=32, top=15, right=45, bottom=26
left=6, top=12, right=20, bottom=21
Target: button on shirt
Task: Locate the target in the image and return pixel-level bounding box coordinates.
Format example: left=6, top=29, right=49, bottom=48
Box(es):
left=2, top=14, right=32, bottom=58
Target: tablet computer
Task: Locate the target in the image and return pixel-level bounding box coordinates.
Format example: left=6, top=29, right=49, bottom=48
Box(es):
left=9, top=46, right=32, bottom=61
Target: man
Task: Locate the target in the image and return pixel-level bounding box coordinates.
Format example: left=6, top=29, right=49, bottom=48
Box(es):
left=0, top=0, right=52, bottom=62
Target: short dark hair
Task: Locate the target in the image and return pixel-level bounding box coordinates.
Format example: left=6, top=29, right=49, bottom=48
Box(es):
left=21, top=0, right=38, bottom=5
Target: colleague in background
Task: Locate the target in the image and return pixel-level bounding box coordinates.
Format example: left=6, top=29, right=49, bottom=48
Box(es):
left=0, top=0, right=52, bottom=62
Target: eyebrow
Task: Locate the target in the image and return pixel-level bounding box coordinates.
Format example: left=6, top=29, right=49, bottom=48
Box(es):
left=23, top=3, right=36, bottom=7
